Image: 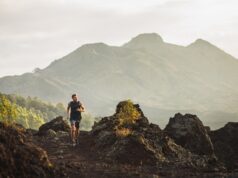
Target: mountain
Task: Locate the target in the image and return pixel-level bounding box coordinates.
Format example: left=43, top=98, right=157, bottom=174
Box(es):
left=0, top=33, right=238, bottom=129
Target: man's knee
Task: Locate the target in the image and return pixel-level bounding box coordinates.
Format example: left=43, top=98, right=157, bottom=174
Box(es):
left=75, top=121, right=80, bottom=129
left=71, top=125, right=76, bottom=131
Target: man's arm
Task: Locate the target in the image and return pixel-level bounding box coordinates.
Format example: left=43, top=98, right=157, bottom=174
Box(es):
left=67, top=102, right=71, bottom=119
left=78, top=103, right=85, bottom=112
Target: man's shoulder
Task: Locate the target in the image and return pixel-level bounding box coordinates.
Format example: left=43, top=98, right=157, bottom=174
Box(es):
left=68, top=101, right=81, bottom=105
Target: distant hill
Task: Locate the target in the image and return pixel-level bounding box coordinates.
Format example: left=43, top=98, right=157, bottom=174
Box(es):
left=0, top=92, right=65, bottom=129
left=0, top=33, right=238, bottom=129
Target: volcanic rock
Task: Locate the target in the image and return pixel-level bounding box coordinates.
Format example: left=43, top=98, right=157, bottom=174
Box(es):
left=38, top=116, right=70, bottom=136
left=0, top=122, right=54, bottom=178
left=164, top=113, right=214, bottom=156
left=209, top=122, right=238, bottom=170
left=90, top=100, right=222, bottom=171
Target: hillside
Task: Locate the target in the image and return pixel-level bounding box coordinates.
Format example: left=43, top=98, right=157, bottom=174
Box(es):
left=0, top=33, right=238, bottom=128
left=1, top=100, right=238, bottom=178
left=0, top=92, right=65, bottom=129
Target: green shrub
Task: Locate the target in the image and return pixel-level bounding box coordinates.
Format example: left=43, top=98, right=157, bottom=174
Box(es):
left=116, top=99, right=140, bottom=127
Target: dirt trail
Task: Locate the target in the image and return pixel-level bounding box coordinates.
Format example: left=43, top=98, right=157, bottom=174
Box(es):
left=34, top=131, right=148, bottom=178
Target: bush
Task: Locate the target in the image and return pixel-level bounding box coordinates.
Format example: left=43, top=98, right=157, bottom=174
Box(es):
left=116, top=99, right=141, bottom=127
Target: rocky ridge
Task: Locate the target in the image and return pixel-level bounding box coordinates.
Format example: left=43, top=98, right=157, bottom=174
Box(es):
left=1, top=100, right=238, bottom=178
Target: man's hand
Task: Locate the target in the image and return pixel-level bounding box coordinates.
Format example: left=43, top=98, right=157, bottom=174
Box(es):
left=77, top=108, right=85, bottom=112
left=77, top=105, right=85, bottom=112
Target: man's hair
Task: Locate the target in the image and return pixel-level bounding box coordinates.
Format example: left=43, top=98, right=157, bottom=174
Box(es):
left=72, top=94, right=77, bottom=98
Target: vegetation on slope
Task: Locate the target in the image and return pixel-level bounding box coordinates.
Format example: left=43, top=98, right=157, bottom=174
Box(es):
left=0, top=92, right=95, bottom=130
left=114, top=99, right=141, bottom=137
left=0, top=92, right=66, bottom=129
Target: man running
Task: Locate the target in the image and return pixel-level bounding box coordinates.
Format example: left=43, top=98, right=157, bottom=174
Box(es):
left=67, top=94, right=85, bottom=146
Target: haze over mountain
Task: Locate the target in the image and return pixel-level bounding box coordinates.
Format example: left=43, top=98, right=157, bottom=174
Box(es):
left=0, top=33, right=238, bottom=128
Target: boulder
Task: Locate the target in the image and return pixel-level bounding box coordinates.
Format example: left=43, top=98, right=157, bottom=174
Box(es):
left=0, top=122, right=55, bottom=178
left=26, top=128, right=38, bottom=136
left=164, top=113, right=214, bottom=156
left=45, top=129, right=57, bottom=137
left=57, top=131, right=69, bottom=137
left=105, top=133, right=160, bottom=165
left=209, top=122, right=238, bottom=170
left=38, top=116, right=70, bottom=136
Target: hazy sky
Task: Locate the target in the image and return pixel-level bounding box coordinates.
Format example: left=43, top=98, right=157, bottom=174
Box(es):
left=0, top=0, right=237, bottom=77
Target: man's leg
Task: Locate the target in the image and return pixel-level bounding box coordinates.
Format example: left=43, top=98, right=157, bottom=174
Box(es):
left=70, top=120, right=76, bottom=143
left=75, top=121, right=80, bottom=144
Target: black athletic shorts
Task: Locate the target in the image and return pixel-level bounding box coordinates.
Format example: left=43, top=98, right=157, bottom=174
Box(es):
left=70, top=119, right=81, bottom=129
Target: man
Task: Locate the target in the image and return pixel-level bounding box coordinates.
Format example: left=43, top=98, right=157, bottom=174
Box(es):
left=67, top=94, right=85, bottom=146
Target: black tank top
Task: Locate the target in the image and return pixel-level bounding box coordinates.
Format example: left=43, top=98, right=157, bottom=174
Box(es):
left=68, top=101, right=82, bottom=118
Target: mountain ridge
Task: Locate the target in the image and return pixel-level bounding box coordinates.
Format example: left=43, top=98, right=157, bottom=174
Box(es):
left=0, top=33, right=238, bottom=129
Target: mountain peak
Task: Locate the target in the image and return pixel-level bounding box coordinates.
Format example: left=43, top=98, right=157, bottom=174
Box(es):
left=188, top=38, right=216, bottom=48
left=130, top=33, right=163, bottom=42
left=79, top=42, right=109, bottom=50
left=72, top=42, right=111, bottom=55
left=123, top=33, right=164, bottom=49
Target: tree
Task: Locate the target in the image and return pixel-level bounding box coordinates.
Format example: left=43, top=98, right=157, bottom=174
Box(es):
left=0, top=95, right=17, bottom=122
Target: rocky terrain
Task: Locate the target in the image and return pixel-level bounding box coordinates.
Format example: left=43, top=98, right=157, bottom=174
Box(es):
left=1, top=100, right=238, bottom=178
left=0, top=122, right=55, bottom=178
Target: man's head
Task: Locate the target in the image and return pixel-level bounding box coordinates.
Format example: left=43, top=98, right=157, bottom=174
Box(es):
left=72, top=94, right=78, bottom=102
